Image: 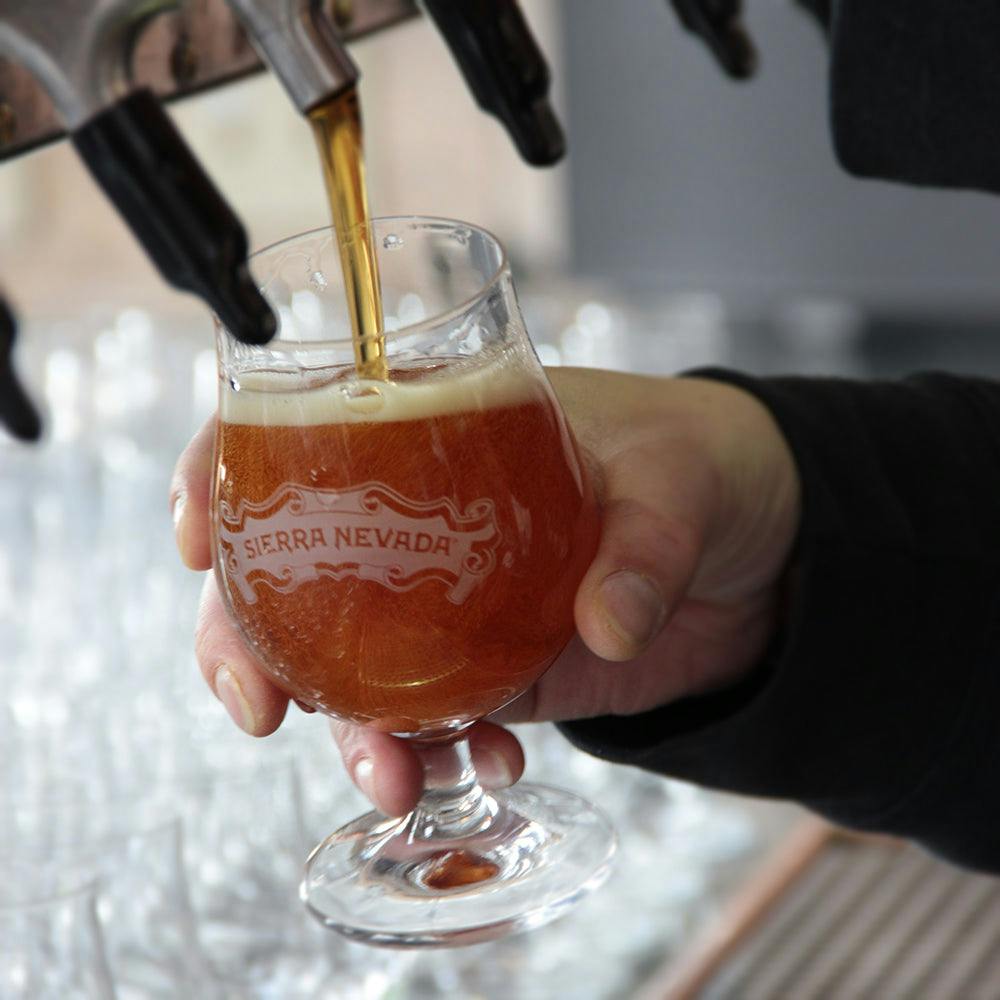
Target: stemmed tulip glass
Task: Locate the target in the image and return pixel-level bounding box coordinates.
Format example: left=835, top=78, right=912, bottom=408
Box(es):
left=211, top=217, right=616, bottom=946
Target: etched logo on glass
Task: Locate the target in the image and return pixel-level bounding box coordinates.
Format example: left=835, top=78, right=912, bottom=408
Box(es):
left=218, top=482, right=501, bottom=605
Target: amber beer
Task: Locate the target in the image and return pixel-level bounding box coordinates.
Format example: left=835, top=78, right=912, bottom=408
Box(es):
left=309, top=87, right=388, bottom=381
left=213, top=361, right=598, bottom=733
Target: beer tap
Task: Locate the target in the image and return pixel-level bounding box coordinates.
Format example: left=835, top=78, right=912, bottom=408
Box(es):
left=0, top=293, right=41, bottom=442
left=421, top=0, right=565, bottom=167
left=226, top=0, right=359, bottom=114
left=0, top=1, right=276, bottom=348
left=227, top=0, right=565, bottom=167
left=667, top=0, right=758, bottom=79
left=0, top=0, right=565, bottom=197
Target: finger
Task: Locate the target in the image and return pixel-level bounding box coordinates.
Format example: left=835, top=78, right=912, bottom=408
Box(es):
left=330, top=720, right=525, bottom=818
left=467, top=722, right=525, bottom=789
left=170, top=416, right=215, bottom=571
left=575, top=444, right=714, bottom=662
left=194, top=574, right=289, bottom=736
left=330, top=720, right=424, bottom=817
left=492, top=609, right=765, bottom=725
left=489, top=636, right=625, bottom=723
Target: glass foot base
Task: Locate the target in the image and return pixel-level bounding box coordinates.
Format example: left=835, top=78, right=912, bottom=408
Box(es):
left=300, top=783, right=617, bottom=948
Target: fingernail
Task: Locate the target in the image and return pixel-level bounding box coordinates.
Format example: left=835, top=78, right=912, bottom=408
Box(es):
left=294, top=699, right=316, bottom=714
left=215, top=665, right=257, bottom=734
left=354, top=758, right=377, bottom=804
left=475, top=750, right=514, bottom=789
left=171, top=492, right=192, bottom=564
left=599, top=571, right=665, bottom=650
left=171, top=490, right=186, bottom=530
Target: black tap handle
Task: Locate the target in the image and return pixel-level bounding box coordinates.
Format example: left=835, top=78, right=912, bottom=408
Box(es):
left=422, top=0, right=565, bottom=166
left=0, top=297, right=42, bottom=442
left=669, top=0, right=757, bottom=79
left=71, top=89, right=276, bottom=346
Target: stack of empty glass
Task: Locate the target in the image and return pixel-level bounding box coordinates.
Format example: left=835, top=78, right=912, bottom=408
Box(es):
left=0, top=306, right=759, bottom=999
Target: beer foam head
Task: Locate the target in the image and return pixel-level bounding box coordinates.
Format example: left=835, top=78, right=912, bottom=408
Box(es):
left=220, top=360, right=544, bottom=425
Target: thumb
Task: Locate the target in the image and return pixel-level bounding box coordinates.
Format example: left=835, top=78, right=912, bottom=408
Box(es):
left=575, top=444, right=712, bottom=662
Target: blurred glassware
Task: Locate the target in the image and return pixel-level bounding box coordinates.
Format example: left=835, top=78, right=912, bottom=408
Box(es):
left=176, top=757, right=338, bottom=996
left=772, top=296, right=867, bottom=376
left=641, top=291, right=733, bottom=374
left=0, top=874, right=116, bottom=1000
left=560, top=299, right=632, bottom=370
left=521, top=286, right=734, bottom=377
left=0, top=299, right=765, bottom=997
left=0, top=796, right=219, bottom=1000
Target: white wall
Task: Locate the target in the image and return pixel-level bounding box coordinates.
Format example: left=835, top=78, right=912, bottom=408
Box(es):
left=563, top=0, right=1000, bottom=319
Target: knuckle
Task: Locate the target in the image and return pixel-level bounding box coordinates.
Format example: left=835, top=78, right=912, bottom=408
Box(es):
left=603, top=495, right=702, bottom=572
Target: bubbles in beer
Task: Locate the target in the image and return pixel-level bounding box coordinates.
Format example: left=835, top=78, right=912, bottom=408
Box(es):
left=308, top=270, right=328, bottom=291
left=213, top=357, right=600, bottom=730
left=382, top=234, right=403, bottom=251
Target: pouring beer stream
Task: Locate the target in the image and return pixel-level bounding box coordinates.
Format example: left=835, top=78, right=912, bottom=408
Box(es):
left=310, top=86, right=389, bottom=382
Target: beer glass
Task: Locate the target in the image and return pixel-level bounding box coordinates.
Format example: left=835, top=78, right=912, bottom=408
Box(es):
left=212, top=218, right=615, bottom=946
left=0, top=875, right=115, bottom=1000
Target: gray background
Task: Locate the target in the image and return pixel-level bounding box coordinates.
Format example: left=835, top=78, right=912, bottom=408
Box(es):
left=561, top=1, right=1000, bottom=319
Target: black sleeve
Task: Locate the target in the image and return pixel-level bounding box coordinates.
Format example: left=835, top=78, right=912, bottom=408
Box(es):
left=799, top=1, right=1000, bottom=196
left=559, top=372, right=1000, bottom=872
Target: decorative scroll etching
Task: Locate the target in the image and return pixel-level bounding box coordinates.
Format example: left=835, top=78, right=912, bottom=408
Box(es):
left=219, top=482, right=500, bottom=605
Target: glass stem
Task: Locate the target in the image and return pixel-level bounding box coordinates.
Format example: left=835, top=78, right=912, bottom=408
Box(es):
left=408, top=735, right=496, bottom=841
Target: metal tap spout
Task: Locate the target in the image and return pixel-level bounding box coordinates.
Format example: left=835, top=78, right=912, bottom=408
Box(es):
left=0, top=1, right=276, bottom=345
left=226, top=0, right=359, bottom=113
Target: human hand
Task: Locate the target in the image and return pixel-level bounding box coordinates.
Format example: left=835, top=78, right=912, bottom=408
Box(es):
left=171, top=367, right=799, bottom=815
